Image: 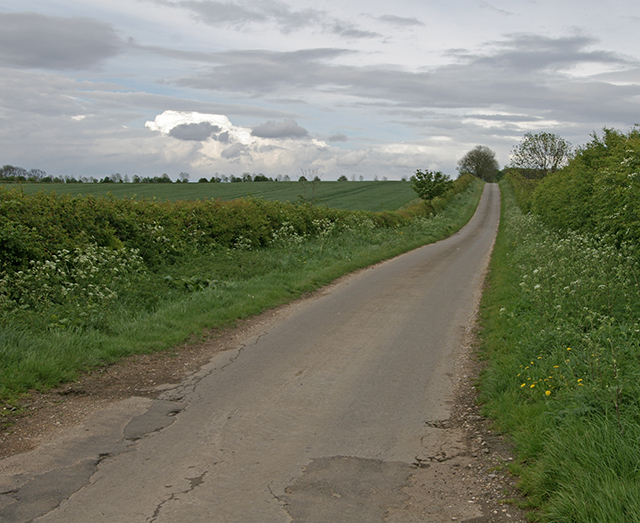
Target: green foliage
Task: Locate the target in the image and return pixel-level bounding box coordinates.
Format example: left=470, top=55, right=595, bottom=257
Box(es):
left=410, top=169, right=454, bottom=201
left=510, top=132, right=573, bottom=176
left=502, top=168, right=540, bottom=213
left=479, top=183, right=640, bottom=522
left=531, top=126, right=640, bottom=245
left=457, top=145, right=499, bottom=182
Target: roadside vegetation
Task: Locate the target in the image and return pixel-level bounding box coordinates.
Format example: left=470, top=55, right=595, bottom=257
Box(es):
left=478, top=127, right=640, bottom=522
left=0, top=174, right=480, bottom=403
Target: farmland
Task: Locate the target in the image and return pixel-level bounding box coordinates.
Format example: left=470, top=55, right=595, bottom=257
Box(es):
left=3, top=180, right=418, bottom=212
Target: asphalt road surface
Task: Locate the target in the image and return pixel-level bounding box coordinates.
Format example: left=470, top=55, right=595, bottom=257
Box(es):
left=0, top=183, right=501, bottom=523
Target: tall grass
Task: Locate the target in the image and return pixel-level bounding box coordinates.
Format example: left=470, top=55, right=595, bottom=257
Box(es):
left=0, top=177, right=482, bottom=402
left=478, top=181, right=640, bottom=522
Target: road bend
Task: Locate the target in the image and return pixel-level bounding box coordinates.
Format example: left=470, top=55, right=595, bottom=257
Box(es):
left=0, top=184, right=501, bottom=523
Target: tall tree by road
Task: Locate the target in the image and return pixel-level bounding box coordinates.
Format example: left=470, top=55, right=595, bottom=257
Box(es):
left=457, top=145, right=499, bottom=182
left=509, top=132, right=572, bottom=177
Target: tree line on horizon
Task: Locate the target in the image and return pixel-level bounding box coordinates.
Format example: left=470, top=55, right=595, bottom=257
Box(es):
left=0, top=166, right=394, bottom=185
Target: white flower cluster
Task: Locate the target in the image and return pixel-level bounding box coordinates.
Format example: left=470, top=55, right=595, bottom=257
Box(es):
left=0, top=244, right=145, bottom=317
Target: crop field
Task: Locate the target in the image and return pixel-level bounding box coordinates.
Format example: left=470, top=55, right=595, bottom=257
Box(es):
left=4, top=181, right=418, bottom=212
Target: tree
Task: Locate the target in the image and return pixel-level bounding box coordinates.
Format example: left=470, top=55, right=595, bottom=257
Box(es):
left=410, top=170, right=454, bottom=201
left=179, top=171, right=190, bottom=183
left=337, top=175, right=348, bottom=182
left=510, top=132, right=572, bottom=177
left=457, top=145, right=499, bottom=182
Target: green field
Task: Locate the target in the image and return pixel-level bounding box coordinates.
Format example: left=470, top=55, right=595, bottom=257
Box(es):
left=3, top=181, right=418, bottom=212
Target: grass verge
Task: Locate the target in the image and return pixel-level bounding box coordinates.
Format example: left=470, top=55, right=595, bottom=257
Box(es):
left=477, top=181, right=640, bottom=522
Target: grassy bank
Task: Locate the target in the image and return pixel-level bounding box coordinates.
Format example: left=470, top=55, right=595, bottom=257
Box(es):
left=478, top=182, right=640, bottom=522
left=1, top=177, right=482, bottom=403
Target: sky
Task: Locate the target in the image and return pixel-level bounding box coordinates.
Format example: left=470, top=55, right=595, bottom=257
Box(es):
left=1, top=1, right=639, bottom=181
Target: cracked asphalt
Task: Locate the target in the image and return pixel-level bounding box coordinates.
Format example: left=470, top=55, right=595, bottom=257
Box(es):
left=0, top=184, right=504, bottom=522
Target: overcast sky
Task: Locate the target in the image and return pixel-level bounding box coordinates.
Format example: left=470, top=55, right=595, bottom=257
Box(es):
left=1, top=1, right=639, bottom=180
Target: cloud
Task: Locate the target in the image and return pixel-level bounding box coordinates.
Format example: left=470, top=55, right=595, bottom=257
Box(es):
left=479, top=2, right=514, bottom=16
left=378, top=15, right=424, bottom=27
left=171, top=33, right=640, bottom=129
left=169, top=121, right=221, bottom=140
left=0, top=12, right=123, bottom=70
left=221, top=142, right=248, bottom=158
left=336, top=149, right=369, bottom=166
left=151, top=0, right=323, bottom=32
left=251, top=119, right=309, bottom=138
left=326, top=133, right=348, bottom=142
left=149, top=0, right=379, bottom=38
left=330, top=22, right=380, bottom=39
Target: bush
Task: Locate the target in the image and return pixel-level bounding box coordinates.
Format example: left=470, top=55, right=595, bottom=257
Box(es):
left=410, top=169, right=454, bottom=201
left=531, top=126, right=640, bottom=246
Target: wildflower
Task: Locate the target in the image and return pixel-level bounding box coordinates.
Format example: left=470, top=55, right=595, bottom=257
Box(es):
left=577, top=379, right=583, bottom=383
left=521, top=383, right=526, bottom=388
left=530, top=384, right=535, bottom=388
left=545, top=391, right=551, bottom=396
left=567, top=347, right=571, bottom=351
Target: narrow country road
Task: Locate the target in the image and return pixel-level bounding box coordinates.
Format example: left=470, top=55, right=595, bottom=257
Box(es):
left=1, top=184, right=501, bottom=523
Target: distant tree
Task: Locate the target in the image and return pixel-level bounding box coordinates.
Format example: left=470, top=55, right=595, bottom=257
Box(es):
left=242, top=172, right=253, bottom=182
left=510, top=132, right=572, bottom=177
left=179, top=171, right=190, bottom=183
left=337, top=175, right=348, bottom=182
left=457, top=145, right=499, bottom=182
left=254, top=174, right=270, bottom=182
left=198, top=177, right=208, bottom=183
left=159, top=173, right=172, bottom=183
left=283, top=174, right=291, bottom=181
left=410, top=170, right=454, bottom=201
left=132, top=175, right=141, bottom=183
left=28, top=168, right=46, bottom=181
left=298, top=169, right=322, bottom=203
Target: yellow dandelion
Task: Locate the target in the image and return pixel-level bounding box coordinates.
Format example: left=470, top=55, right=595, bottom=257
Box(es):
left=530, top=384, right=536, bottom=388
left=567, top=347, right=571, bottom=351
left=577, top=378, right=583, bottom=382
left=521, top=383, right=526, bottom=388
left=545, top=390, right=551, bottom=396
left=553, top=365, right=559, bottom=368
